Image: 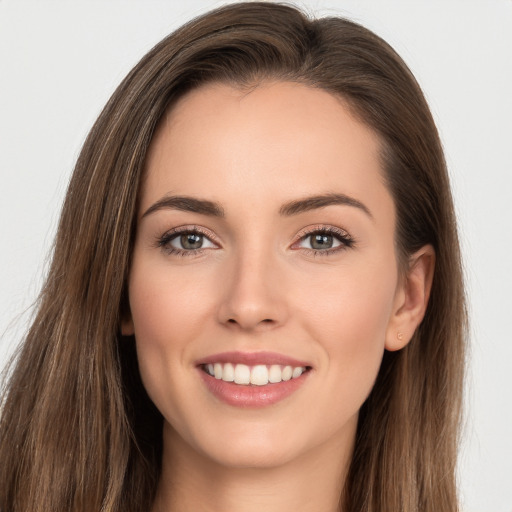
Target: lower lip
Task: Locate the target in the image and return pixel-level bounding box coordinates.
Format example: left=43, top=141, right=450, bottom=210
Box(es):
left=198, top=369, right=310, bottom=408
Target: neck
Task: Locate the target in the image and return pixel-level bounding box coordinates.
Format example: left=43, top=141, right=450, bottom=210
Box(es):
left=152, top=419, right=356, bottom=512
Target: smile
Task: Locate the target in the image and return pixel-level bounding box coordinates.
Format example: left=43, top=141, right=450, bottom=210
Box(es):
left=196, top=351, right=312, bottom=408
left=202, top=363, right=308, bottom=386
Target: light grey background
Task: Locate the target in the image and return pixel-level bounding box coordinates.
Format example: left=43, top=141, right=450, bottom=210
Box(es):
left=1, top=1, right=511, bottom=510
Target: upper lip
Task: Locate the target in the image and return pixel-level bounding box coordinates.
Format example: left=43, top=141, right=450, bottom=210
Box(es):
left=196, top=351, right=311, bottom=368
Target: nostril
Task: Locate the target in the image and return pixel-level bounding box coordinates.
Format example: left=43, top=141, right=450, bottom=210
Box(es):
left=225, top=318, right=274, bottom=326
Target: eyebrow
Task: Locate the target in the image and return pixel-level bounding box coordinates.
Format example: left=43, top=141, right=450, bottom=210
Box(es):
left=142, top=192, right=372, bottom=220
left=279, top=193, right=373, bottom=219
left=142, top=195, right=225, bottom=219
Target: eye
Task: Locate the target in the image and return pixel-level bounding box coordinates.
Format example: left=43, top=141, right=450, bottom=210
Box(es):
left=170, top=232, right=215, bottom=251
left=157, top=227, right=218, bottom=255
left=301, top=232, right=340, bottom=250
left=293, top=226, right=354, bottom=254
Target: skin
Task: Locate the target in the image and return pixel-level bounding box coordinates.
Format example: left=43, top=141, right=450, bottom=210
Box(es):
left=123, top=81, right=434, bottom=512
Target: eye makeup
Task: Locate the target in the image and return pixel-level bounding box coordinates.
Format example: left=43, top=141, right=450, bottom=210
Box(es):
left=154, top=222, right=355, bottom=258
left=291, top=224, right=355, bottom=257
left=155, top=225, right=219, bottom=257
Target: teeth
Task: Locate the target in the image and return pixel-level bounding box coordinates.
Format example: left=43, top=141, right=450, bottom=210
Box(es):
left=282, top=365, right=292, bottom=381
left=269, top=364, right=282, bottom=383
left=204, top=362, right=307, bottom=385
left=292, top=366, right=304, bottom=378
left=234, top=364, right=250, bottom=384
left=222, top=362, right=235, bottom=382
left=250, top=365, right=268, bottom=386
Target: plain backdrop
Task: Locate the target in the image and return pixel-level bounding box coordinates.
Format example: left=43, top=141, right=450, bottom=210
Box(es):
left=1, top=1, right=511, bottom=510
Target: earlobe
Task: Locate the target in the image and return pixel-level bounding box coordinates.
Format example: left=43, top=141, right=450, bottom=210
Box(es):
left=385, top=245, right=435, bottom=351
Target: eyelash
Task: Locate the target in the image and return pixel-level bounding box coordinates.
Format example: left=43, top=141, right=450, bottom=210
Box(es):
left=292, top=225, right=355, bottom=256
left=155, top=224, right=355, bottom=257
left=155, top=225, right=217, bottom=257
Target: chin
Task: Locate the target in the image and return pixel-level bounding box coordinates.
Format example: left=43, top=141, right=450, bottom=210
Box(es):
left=166, top=409, right=358, bottom=472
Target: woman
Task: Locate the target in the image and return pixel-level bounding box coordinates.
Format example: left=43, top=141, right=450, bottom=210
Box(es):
left=0, top=2, right=466, bottom=511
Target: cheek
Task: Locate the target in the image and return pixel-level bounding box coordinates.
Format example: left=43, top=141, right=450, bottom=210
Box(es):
left=296, top=260, right=397, bottom=406
left=300, top=258, right=396, bottom=336
left=128, top=255, right=215, bottom=346
left=126, top=257, right=216, bottom=409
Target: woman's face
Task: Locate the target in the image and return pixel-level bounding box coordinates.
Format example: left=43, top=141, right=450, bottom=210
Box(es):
left=124, top=81, right=407, bottom=469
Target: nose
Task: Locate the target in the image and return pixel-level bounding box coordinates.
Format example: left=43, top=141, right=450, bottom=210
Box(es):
left=217, top=247, right=288, bottom=332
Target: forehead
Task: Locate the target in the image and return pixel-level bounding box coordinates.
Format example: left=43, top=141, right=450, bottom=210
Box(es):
left=141, top=81, right=392, bottom=220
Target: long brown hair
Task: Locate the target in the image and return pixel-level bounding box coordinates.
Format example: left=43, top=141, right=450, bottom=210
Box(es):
left=0, top=3, right=466, bottom=511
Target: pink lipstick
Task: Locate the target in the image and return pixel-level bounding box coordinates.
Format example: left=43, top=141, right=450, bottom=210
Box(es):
left=196, top=351, right=312, bottom=408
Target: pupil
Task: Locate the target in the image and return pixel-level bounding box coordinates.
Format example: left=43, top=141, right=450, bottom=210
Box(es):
left=181, top=233, right=203, bottom=250
left=311, top=234, right=333, bottom=250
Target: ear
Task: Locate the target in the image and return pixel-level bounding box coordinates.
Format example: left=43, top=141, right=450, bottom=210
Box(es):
left=385, top=245, right=435, bottom=351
